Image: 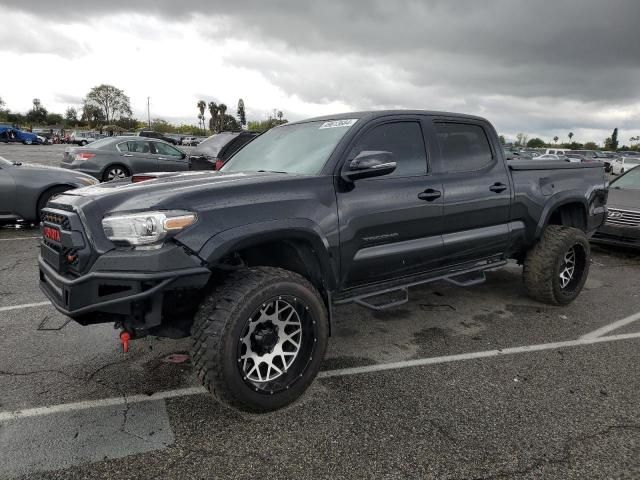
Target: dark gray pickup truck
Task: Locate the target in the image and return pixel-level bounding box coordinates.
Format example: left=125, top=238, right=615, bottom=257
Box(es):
left=38, top=110, right=608, bottom=412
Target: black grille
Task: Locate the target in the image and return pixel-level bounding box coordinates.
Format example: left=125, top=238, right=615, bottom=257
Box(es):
left=42, top=212, right=71, bottom=230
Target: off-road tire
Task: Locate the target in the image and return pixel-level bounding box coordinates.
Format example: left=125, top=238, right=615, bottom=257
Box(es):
left=523, top=225, right=590, bottom=305
left=191, top=267, right=329, bottom=412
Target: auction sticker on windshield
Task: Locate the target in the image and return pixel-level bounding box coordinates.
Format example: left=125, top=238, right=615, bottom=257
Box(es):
left=319, top=119, right=358, bottom=129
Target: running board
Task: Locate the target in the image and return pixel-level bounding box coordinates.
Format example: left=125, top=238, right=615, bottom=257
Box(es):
left=334, top=260, right=506, bottom=311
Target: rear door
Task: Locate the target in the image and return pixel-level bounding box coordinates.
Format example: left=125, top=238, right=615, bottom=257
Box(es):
left=151, top=141, right=189, bottom=171
left=429, top=119, right=512, bottom=264
left=120, top=140, right=158, bottom=174
left=336, top=116, right=444, bottom=288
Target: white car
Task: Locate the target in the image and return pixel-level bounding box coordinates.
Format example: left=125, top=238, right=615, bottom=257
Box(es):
left=611, top=156, right=640, bottom=175
left=533, top=154, right=577, bottom=162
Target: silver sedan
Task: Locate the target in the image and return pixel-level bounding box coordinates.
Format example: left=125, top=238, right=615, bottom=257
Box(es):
left=60, top=136, right=193, bottom=182
left=0, top=156, right=98, bottom=224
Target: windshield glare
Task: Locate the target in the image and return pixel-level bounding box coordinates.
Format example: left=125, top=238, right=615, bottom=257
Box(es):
left=611, top=167, right=640, bottom=189
left=221, top=120, right=357, bottom=174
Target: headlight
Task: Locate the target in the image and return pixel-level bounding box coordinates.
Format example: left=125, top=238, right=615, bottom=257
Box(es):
left=76, top=176, right=99, bottom=186
left=102, top=210, right=197, bottom=247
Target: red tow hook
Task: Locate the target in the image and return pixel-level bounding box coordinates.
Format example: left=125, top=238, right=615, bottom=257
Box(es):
left=119, top=331, right=131, bottom=353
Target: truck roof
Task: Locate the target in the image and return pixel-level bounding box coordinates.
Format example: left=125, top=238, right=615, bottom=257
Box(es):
left=287, top=110, right=488, bottom=125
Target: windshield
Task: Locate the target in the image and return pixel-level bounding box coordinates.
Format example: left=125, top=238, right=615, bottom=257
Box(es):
left=194, top=132, right=239, bottom=157
left=611, top=167, right=640, bottom=189
left=221, top=119, right=358, bottom=174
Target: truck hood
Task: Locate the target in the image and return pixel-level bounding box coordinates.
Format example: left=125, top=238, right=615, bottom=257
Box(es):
left=607, top=187, right=640, bottom=211
left=62, top=170, right=294, bottom=213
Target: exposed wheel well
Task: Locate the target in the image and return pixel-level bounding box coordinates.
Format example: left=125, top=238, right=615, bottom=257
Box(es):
left=230, top=239, right=327, bottom=295
left=547, top=202, right=587, bottom=232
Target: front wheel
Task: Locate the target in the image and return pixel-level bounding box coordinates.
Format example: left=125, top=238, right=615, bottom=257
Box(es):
left=523, top=225, right=590, bottom=305
left=191, top=267, right=329, bottom=412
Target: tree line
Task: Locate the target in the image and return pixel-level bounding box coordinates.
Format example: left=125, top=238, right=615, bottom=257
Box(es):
left=502, top=127, right=638, bottom=151
left=0, top=85, right=289, bottom=135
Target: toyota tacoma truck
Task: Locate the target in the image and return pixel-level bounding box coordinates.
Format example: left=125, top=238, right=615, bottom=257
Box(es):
left=38, top=110, right=608, bottom=412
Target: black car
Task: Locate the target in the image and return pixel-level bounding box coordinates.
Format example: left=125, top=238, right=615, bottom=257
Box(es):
left=138, top=130, right=179, bottom=145
left=592, top=167, right=640, bottom=249
left=189, top=131, right=259, bottom=170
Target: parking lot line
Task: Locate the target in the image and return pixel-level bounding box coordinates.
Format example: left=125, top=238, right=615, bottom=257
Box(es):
left=1, top=330, right=639, bottom=422
left=0, top=301, right=51, bottom=313
left=0, top=236, right=40, bottom=241
left=580, top=311, right=640, bottom=340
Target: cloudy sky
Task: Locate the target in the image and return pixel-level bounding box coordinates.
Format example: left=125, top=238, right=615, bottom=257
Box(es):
left=1, top=0, right=639, bottom=144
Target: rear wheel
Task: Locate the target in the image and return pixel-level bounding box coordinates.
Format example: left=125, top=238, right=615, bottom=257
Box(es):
left=102, top=165, right=130, bottom=182
left=80, top=140, right=88, bottom=146
left=523, top=225, right=590, bottom=305
left=191, top=267, right=329, bottom=412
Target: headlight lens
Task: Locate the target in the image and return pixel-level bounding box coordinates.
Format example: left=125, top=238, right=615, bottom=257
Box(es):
left=102, top=210, right=197, bottom=247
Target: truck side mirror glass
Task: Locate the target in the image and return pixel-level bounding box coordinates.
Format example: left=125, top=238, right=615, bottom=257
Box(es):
left=342, top=150, right=397, bottom=181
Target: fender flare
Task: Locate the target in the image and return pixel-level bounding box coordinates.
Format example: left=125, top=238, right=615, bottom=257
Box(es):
left=198, top=218, right=339, bottom=291
left=535, top=191, right=589, bottom=239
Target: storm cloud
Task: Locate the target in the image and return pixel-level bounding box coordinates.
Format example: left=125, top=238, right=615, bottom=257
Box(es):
left=1, top=0, right=639, bottom=143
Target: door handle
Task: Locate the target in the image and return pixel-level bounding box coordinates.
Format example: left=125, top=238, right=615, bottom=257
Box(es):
left=157, top=156, right=166, bottom=160
left=123, top=153, right=133, bottom=157
left=418, top=189, right=442, bottom=201
left=489, top=182, right=507, bottom=193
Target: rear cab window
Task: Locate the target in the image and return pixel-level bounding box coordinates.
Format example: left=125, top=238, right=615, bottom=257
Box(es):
left=434, top=122, right=494, bottom=172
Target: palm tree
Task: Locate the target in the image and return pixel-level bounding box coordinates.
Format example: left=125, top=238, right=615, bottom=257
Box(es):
left=553, top=136, right=559, bottom=144
left=208, top=102, right=218, bottom=132
left=568, top=132, right=574, bottom=142
left=197, top=100, right=206, bottom=131
left=218, top=103, right=227, bottom=131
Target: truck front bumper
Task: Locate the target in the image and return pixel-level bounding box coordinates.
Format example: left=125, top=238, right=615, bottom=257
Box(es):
left=39, top=250, right=211, bottom=326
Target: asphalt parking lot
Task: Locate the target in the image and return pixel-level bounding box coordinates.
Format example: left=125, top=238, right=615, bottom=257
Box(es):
left=1, top=143, right=639, bottom=479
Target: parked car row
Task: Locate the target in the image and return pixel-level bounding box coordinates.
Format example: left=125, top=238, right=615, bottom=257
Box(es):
left=59, top=130, right=260, bottom=181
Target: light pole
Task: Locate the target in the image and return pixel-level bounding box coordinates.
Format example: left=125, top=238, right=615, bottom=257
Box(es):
left=147, top=97, right=151, bottom=129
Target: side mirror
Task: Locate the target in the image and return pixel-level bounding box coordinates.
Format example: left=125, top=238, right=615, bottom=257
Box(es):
left=181, top=152, right=187, bottom=159
left=342, top=150, right=396, bottom=182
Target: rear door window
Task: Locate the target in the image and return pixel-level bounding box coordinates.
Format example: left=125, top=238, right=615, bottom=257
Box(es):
left=434, top=122, right=494, bottom=172
left=127, top=141, right=152, bottom=154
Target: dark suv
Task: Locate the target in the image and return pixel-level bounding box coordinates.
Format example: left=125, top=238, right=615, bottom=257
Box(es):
left=189, top=131, right=259, bottom=170
left=138, top=130, right=179, bottom=145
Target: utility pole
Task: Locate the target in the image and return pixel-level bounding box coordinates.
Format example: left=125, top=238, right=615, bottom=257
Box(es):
left=147, top=97, right=151, bottom=129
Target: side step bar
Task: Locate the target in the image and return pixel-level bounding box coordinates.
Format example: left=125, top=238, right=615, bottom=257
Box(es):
left=334, top=260, right=507, bottom=311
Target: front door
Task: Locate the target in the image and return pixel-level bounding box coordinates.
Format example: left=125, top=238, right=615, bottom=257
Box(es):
left=336, top=117, right=444, bottom=288
left=430, top=119, right=512, bottom=265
